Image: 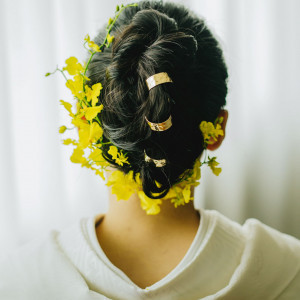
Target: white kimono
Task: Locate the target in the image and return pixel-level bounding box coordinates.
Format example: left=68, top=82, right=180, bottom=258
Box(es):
left=0, top=209, right=299, bottom=299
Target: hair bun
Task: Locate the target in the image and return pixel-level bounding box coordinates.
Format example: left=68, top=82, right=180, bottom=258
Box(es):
left=87, top=2, right=228, bottom=199
left=111, top=8, right=197, bottom=80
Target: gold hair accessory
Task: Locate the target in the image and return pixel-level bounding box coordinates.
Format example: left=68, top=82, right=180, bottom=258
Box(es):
left=144, top=151, right=166, bottom=167
left=146, top=72, right=173, bottom=90
left=145, top=115, right=172, bottom=131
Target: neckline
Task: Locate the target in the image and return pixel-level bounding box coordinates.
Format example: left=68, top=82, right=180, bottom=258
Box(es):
left=57, top=209, right=247, bottom=298
left=89, top=208, right=207, bottom=292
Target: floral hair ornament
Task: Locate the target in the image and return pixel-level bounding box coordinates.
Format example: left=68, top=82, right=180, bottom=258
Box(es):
left=199, top=117, right=224, bottom=176
left=45, top=3, right=137, bottom=179
left=46, top=3, right=224, bottom=216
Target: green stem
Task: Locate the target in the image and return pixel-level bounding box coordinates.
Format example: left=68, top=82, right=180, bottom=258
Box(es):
left=58, top=68, right=68, bottom=82
left=83, top=52, right=96, bottom=76
left=100, top=4, right=138, bottom=51
left=101, top=142, right=112, bottom=145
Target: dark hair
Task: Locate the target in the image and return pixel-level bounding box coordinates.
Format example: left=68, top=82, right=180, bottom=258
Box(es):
left=87, top=0, right=228, bottom=199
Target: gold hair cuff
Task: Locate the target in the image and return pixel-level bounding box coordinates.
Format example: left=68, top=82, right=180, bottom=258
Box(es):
left=145, top=115, right=172, bottom=131
left=146, top=72, right=173, bottom=90
left=144, top=151, right=166, bottom=167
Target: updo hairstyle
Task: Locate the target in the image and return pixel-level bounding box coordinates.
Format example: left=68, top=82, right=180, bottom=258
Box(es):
left=87, top=0, right=228, bottom=199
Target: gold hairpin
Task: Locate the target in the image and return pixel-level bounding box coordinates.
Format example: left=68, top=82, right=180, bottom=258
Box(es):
left=144, top=151, right=166, bottom=167
left=145, top=115, right=172, bottom=131
left=146, top=72, right=173, bottom=90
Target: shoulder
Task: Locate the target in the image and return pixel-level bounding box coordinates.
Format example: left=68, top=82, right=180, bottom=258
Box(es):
left=242, top=218, right=300, bottom=298
left=205, top=210, right=300, bottom=299
left=0, top=227, right=103, bottom=300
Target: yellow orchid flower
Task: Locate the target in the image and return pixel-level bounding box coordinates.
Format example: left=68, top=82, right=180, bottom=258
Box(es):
left=66, top=75, right=85, bottom=100
left=138, top=191, right=162, bottom=215
left=107, top=170, right=137, bottom=200
left=213, top=124, right=224, bottom=140
left=60, top=100, right=74, bottom=116
left=85, top=83, right=103, bottom=106
left=84, top=105, right=103, bottom=121
left=89, top=147, right=108, bottom=167
left=84, top=34, right=101, bottom=52
left=95, top=169, right=105, bottom=180
left=108, top=146, right=118, bottom=160
left=89, top=147, right=102, bottom=161
left=72, top=115, right=88, bottom=129
left=108, top=146, right=129, bottom=166
left=207, top=156, right=222, bottom=176
left=187, top=159, right=201, bottom=184
left=59, top=126, right=67, bottom=134
left=63, top=57, right=84, bottom=75
left=77, top=121, right=103, bottom=148
left=107, top=33, right=115, bottom=46
left=62, top=139, right=77, bottom=146
left=70, top=147, right=86, bottom=164
left=199, top=121, right=224, bottom=144
left=182, top=185, right=192, bottom=203
left=115, top=151, right=129, bottom=166
left=89, top=122, right=103, bottom=143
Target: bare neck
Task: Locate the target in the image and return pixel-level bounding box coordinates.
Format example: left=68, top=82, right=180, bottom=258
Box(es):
left=98, top=186, right=200, bottom=241
left=95, top=186, right=200, bottom=289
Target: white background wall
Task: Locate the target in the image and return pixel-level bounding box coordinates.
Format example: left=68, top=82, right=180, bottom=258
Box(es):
left=1, top=0, right=299, bottom=256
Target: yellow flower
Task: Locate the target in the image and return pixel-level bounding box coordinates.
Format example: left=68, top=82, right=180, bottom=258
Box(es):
left=66, top=75, right=85, bottom=100
left=166, top=184, right=193, bottom=208
left=171, top=198, right=184, bottom=208
left=70, top=147, right=86, bottom=164
left=199, top=121, right=224, bottom=144
left=216, top=116, right=224, bottom=124
left=60, top=100, right=74, bottom=116
left=107, top=34, right=115, bottom=45
left=108, top=146, right=118, bottom=160
left=188, top=159, right=201, bottom=184
left=84, top=34, right=101, bottom=52
left=214, top=124, right=224, bottom=138
left=85, top=83, right=103, bottom=106
left=89, top=147, right=102, bottom=161
left=182, top=185, right=192, bottom=203
left=63, top=57, right=83, bottom=75
left=115, top=151, right=129, bottom=166
left=89, top=147, right=108, bottom=167
left=207, top=156, right=222, bottom=176
left=78, top=122, right=103, bottom=148
left=138, top=191, right=162, bottom=215
left=107, top=170, right=137, bottom=200
left=108, top=146, right=129, bottom=166
left=108, top=17, right=114, bottom=25
left=95, top=169, right=105, bottom=180
left=170, top=190, right=186, bottom=208
left=84, top=105, right=103, bottom=121
left=89, top=122, right=103, bottom=142
left=200, top=121, right=214, bottom=141
left=62, top=139, right=77, bottom=146
left=59, top=125, right=67, bottom=134
left=72, top=115, right=88, bottom=129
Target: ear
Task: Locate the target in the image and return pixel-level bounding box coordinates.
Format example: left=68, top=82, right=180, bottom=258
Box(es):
left=206, top=109, right=228, bottom=151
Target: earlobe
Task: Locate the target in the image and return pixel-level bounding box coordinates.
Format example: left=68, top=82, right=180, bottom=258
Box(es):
left=206, top=109, right=228, bottom=151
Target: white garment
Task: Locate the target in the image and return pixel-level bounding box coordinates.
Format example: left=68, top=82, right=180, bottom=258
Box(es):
left=0, top=209, right=299, bottom=299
